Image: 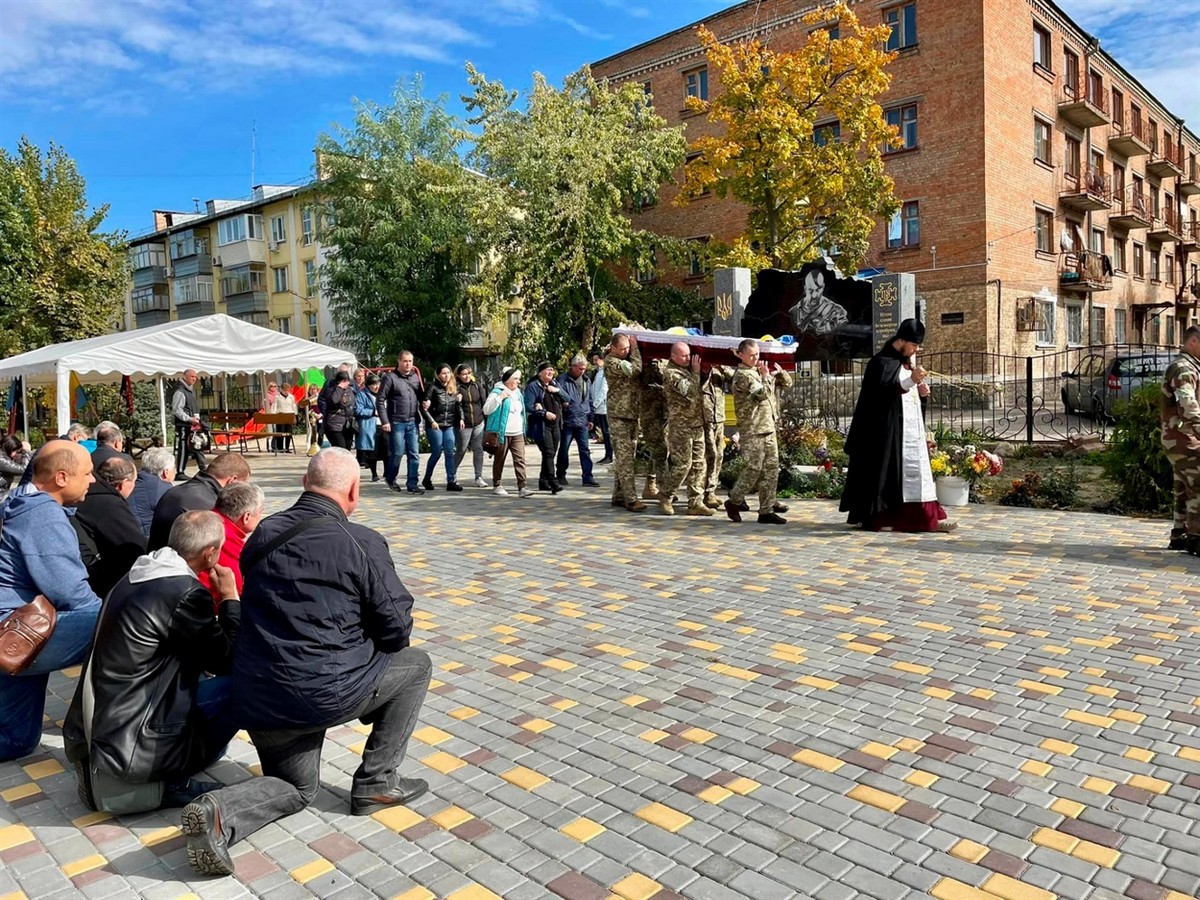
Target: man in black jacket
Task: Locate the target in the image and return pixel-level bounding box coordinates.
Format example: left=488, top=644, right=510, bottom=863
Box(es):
left=64, top=510, right=241, bottom=813
left=182, top=448, right=431, bottom=877
left=72, top=456, right=147, bottom=598
left=148, top=452, right=251, bottom=551
left=376, top=350, right=433, bottom=494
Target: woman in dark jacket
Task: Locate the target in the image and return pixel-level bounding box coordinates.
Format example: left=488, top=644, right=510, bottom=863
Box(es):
left=422, top=364, right=462, bottom=491
left=524, top=362, right=564, bottom=493
left=322, top=371, right=355, bottom=450
left=454, top=364, right=489, bottom=487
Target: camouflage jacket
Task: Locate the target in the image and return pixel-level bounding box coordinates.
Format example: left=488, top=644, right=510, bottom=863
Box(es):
left=701, top=365, right=736, bottom=425
left=604, top=345, right=642, bottom=421
left=732, top=364, right=793, bottom=435
left=1161, top=350, right=1200, bottom=450
left=663, top=361, right=705, bottom=429
left=639, top=358, right=666, bottom=423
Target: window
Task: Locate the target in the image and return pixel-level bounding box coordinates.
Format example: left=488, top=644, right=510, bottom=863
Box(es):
left=1091, top=306, right=1106, bottom=342
left=888, top=201, right=920, bottom=249
left=301, top=208, right=314, bottom=245
left=1111, top=87, right=1123, bottom=127
left=636, top=252, right=657, bottom=284
left=131, top=286, right=167, bottom=313
left=304, top=259, right=317, bottom=296
left=1112, top=237, right=1126, bottom=272
left=1064, top=48, right=1079, bottom=95
left=815, top=121, right=841, bottom=146
left=1035, top=207, right=1054, bottom=252
left=1151, top=187, right=1160, bottom=218
left=1033, top=24, right=1051, bottom=70
left=1166, top=253, right=1175, bottom=284
left=1148, top=118, right=1158, bottom=154
left=270, top=215, right=286, bottom=243
left=1066, top=304, right=1083, bottom=346
left=1167, top=315, right=1176, bottom=345
left=687, top=238, right=710, bottom=277
left=217, top=214, right=263, bottom=245
left=1065, top=135, right=1081, bottom=179
left=1087, top=70, right=1103, bottom=107
left=1150, top=248, right=1160, bottom=282
left=169, top=230, right=208, bottom=260
left=506, top=309, right=521, bottom=332
left=1115, top=308, right=1126, bottom=343
left=1090, top=227, right=1104, bottom=254
left=277, top=316, right=291, bottom=335
left=684, top=67, right=708, bottom=101
left=885, top=104, right=918, bottom=151
left=1133, top=242, right=1144, bottom=278
left=1112, top=162, right=1124, bottom=196
left=306, top=312, right=318, bottom=340
left=1036, top=298, right=1056, bottom=345
left=884, top=3, right=917, bottom=51
left=220, top=265, right=265, bottom=297
left=1148, top=315, right=1160, bottom=344
left=272, top=266, right=289, bottom=293
left=172, top=275, right=213, bottom=306
left=1034, top=118, right=1052, bottom=164
left=129, top=244, right=166, bottom=270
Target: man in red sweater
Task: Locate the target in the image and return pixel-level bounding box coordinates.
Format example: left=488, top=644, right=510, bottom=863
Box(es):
left=198, top=482, right=265, bottom=609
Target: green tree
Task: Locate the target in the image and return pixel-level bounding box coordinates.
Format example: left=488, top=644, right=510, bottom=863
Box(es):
left=316, top=79, right=480, bottom=367
left=0, top=138, right=127, bottom=357
left=464, top=64, right=688, bottom=361
left=677, top=2, right=899, bottom=272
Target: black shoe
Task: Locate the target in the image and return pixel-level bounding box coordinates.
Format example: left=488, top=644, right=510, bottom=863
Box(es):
left=581, top=479, right=601, bottom=487
left=407, top=486, right=426, bottom=495
left=350, top=778, right=429, bottom=816
left=371, top=475, right=380, bottom=483
left=550, top=482, right=563, bottom=494
left=446, top=482, right=463, bottom=492
left=174, top=474, right=190, bottom=482
left=538, top=480, right=552, bottom=491
left=757, top=512, right=787, bottom=525
left=725, top=499, right=742, bottom=523
left=597, top=457, right=613, bottom=465
left=1169, top=532, right=1188, bottom=551
left=182, top=795, right=234, bottom=876
left=164, top=778, right=225, bottom=808
left=1188, top=536, right=1200, bottom=557
left=556, top=477, right=569, bottom=486
left=736, top=499, right=750, bottom=512
left=422, top=479, right=435, bottom=491
left=773, top=502, right=789, bottom=513
left=75, top=759, right=96, bottom=811
left=388, top=482, right=405, bottom=493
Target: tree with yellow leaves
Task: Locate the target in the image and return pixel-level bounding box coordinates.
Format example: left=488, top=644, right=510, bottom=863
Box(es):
left=677, top=2, right=899, bottom=273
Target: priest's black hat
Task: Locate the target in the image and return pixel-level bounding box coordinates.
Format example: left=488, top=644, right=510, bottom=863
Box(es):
left=894, top=318, right=925, bottom=344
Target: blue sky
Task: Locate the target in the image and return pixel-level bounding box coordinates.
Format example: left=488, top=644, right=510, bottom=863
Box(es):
left=2, top=0, right=1197, bottom=237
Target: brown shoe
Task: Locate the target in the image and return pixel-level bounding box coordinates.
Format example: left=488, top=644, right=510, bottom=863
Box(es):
left=642, top=477, right=659, bottom=500
left=658, top=495, right=675, bottom=516
left=756, top=512, right=787, bottom=525
left=703, top=494, right=722, bottom=509
left=624, top=499, right=647, bottom=512
left=724, top=499, right=742, bottom=522
left=687, top=502, right=713, bottom=517
left=773, top=502, right=789, bottom=513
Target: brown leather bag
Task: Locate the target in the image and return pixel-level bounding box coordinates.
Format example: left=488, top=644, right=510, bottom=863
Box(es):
left=0, top=595, right=57, bottom=675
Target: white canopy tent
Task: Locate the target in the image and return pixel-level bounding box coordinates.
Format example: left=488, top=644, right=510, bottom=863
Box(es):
left=0, top=314, right=356, bottom=436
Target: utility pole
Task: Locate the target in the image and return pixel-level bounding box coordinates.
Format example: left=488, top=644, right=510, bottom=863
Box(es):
left=250, top=120, right=257, bottom=190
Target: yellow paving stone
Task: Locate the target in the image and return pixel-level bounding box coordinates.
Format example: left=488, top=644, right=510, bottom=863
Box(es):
left=550, top=698, right=578, bottom=711
left=930, top=877, right=994, bottom=900
left=1032, top=828, right=1079, bottom=853
left=1042, top=645, right=1071, bottom=655
left=905, top=771, right=939, bottom=788
left=22, top=759, right=63, bottom=779
left=1038, top=666, right=1069, bottom=678
left=896, top=737, right=925, bottom=753
left=71, top=811, right=112, bottom=828
left=521, top=718, right=555, bottom=734
left=347, top=741, right=366, bottom=756
left=771, top=650, right=805, bottom=663
left=595, top=643, right=635, bottom=657
left=846, top=642, right=880, bottom=655
left=1085, top=685, right=1119, bottom=698
left=725, top=777, right=760, bottom=795
left=1124, top=747, right=1155, bottom=763
left=917, top=621, right=952, bottom=632
left=1081, top=777, right=1116, bottom=795
left=924, top=687, right=955, bottom=700
left=1040, top=738, right=1078, bottom=756
left=1133, top=654, right=1164, bottom=666
left=1128, top=774, right=1171, bottom=794
left=502, top=766, right=549, bottom=791
left=61, top=855, right=107, bottom=878
left=1165, top=893, right=1200, bottom=900
left=445, top=886, right=503, bottom=900
left=1111, top=709, right=1146, bottom=725
left=697, top=785, right=733, bottom=804
left=0, top=783, right=41, bottom=802
left=980, top=873, right=1056, bottom=900
left=373, top=805, right=424, bottom=832
left=561, top=818, right=605, bottom=843
left=969, top=688, right=996, bottom=700
left=392, top=888, right=435, bottom=900
left=680, top=727, right=717, bottom=744
left=420, top=751, right=466, bottom=774
left=490, top=624, right=517, bottom=635
left=621, top=660, right=650, bottom=671
left=1072, top=841, right=1120, bottom=868
left=949, top=839, right=989, bottom=863
left=413, top=726, right=453, bottom=746
left=792, top=749, right=844, bottom=772
left=676, top=620, right=706, bottom=631
left=542, top=658, right=576, bottom=672
left=611, top=873, right=662, bottom=900
left=1065, top=710, right=1116, bottom=728
left=634, top=802, right=692, bottom=833
left=1178, top=746, right=1200, bottom=763
left=640, top=729, right=670, bottom=744
left=513, top=613, right=543, bottom=624
left=448, top=707, right=479, bottom=720
left=797, top=675, right=838, bottom=690
left=430, top=806, right=474, bottom=829
left=709, top=663, right=760, bottom=681
left=688, top=639, right=722, bottom=652
left=140, top=826, right=181, bottom=847
left=1020, top=760, right=1053, bottom=777
left=1017, top=680, right=1062, bottom=695
left=713, top=610, right=740, bottom=621
left=508, top=671, right=532, bottom=682
left=854, top=615, right=887, bottom=626
left=490, top=654, right=523, bottom=666
left=1051, top=798, right=1085, bottom=818
left=0, top=825, right=34, bottom=851
left=621, top=695, right=649, bottom=707
left=847, top=785, right=905, bottom=813
left=861, top=742, right=899, bottom=760
left=0, top=892, right=28, bottom=900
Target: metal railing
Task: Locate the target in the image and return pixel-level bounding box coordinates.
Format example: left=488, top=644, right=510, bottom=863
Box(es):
left=1062, top=81, right=1108, bottom=113
left=1062, top=163, right=1111, bottom=200
left=1114, top=187, right=1151, bottom=221
left=1112, top=115, right=1146, bottom=143
left=1058, top=251, right=1112, bottom=289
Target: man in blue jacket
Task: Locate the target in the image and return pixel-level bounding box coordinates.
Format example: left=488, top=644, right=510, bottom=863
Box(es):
left=182, top=448, right=431, bottom=877
left=0, top=440, right=103, bottom=761
left=376, top=351, right=433, bottom=494
left=555, top=355, right=599, bottom=487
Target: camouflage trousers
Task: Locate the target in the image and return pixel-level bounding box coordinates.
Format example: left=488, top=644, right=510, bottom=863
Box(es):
left=730, top=432, right=779, bottom=512
left=1166, top=451, right=1200, bottom=535
left=661, top=425, right=706, bottom=502
left=640, top=415, right=668, bottom=480
left=610, top=416, right=640, bottom=505
left=703, top=422, right=724, bottom=496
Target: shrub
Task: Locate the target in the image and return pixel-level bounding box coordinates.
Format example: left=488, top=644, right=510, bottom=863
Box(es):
left=1101, top=383, right=1172, bottom=513
left=999, top=465, right=1080, bottom=509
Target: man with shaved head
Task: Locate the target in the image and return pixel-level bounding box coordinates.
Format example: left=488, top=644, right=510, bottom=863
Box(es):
left=659, top=341, right=713, bottom=517
left=183, top=448, right=430, bottom=876
left=0, top=440, right=103, bottom=760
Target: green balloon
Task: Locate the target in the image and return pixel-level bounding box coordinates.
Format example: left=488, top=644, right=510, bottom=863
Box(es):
left=303, top=367, right=326, bottom=388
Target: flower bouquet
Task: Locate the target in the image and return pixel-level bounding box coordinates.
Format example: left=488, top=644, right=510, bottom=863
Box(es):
left=930, top=444, right=1003, bottom=505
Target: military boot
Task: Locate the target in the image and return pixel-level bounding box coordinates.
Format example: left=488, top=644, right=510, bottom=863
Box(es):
left=658, top=494, right=675, bottom=515
left=1187, top=534, right=1200, bottom=557
left=624, top=499, right=647, bottom=512
left=687, top=500, right=713, bottom=517
left=642, top=476, right=659, bottom=500
left=703, top=493, right=722, bottom=509
left=1168, top=529, right=1188, bottom=551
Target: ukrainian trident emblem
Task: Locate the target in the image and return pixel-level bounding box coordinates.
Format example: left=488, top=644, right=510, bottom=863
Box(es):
left=715, top=292, right=734, bottom=319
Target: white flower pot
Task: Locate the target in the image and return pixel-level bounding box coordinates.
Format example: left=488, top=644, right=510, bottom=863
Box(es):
left=936, top=476, right=970, bottom=507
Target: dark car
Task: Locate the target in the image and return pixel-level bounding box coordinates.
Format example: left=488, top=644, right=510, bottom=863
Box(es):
left=1061, top=349, right=1173, bottom=421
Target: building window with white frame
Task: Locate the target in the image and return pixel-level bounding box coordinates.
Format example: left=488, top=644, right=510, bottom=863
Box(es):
left=1034, top=118, right=1052, bottom=165
left=1167, top=315, right=1176, bottom=345
left=273, top=266, right=289, bottom=293
left=1112, top=237, right=1126, bottom=272
left=304, top=259, right=317, bottom=296
left=1033, top=23, right=1052, bottom=70
left=1132, top=242, right=1144, bottom=278
left=301, top=208, right=314, bottom=245
left=887, top=201, right=920, bottom=249
left=687, top=238, right=710, bottom=277
left=1150, top=249, right=1160, bottom=282
left=1090, top=306, right=1106, bottom=343
left=270, top=215, right=286, bottom=243
left=885, top=104, right=918, bottom=152
left=1166, top=253, right=1175, bottom=284
left=1114, top=308, right=1126, bottom=343
left=884, top=2, right=917, bottom=51
left=684, top=67, right=708, bottom=101
left=306, top=312, right=318, bottom=339
left=1066, top=304, right=1083, bottom=346
left=1036, top=298, right=1056, bottom=346
left=1090, top=227, right=1104, bottom=254
left=217, top=214, right=263, bottom=246
left=277, top=316, right=291, bottom=335
left=1035, top=207, right=1053, bottom=252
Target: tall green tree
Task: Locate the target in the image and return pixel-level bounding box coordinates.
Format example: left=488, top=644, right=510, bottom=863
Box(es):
left=677, top=2, right=899, bottom=272
left=464, top=64, right=688, bottom=361
left=0, top=138, right=127, bottom=357
left=316, top=79, right=480, bottom=366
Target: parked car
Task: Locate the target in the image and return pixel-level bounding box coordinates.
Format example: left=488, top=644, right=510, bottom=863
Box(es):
left=1061, top=349, right=1173, bottom=421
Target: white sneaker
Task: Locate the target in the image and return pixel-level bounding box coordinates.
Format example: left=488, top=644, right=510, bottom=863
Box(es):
left=493, top=485, right=509, bottom=496
left=474, top=477, right=488, bottom=488
left=518, top=487, right=535, bottom=498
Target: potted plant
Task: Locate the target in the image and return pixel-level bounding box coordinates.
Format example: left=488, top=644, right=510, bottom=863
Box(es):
left=930, top=444, right=1003, bottom=506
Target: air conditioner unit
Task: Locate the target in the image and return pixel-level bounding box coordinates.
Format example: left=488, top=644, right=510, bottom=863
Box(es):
left=268, top=240, right=279, bottom=251
left=212, top=256, right=222, bottom=268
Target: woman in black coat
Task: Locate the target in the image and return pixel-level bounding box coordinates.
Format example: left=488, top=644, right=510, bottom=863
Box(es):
left=422, top=364, right=462, bottom=491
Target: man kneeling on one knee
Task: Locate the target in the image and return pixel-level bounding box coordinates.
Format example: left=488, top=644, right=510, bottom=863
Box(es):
left=64, top=510, right=241, bottom=814
left=184, top=448, right=432, bottom=877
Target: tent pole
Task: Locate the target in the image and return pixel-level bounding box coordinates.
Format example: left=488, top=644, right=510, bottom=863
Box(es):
left=20, top=376, right=29, bottom=442
left=56, top=366, right=70, bottom=437
left=157, top=377, right=168, bottom=448
left=223, top=375, right=228, bottom=413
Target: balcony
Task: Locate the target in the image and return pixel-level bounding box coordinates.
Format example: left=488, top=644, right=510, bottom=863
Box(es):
left=174, top=300, right=216, bottom=320
left=1146, top=142, right=1183, bottom=179
left=1059, top=251, right=1111, bottom=292
left=1182, top=221, right=1200, bottom=251
left=132, top=265, right=168, bottom=288
left=1058, top=83, right=1109, bottom=128
left=1179, top=162, right=1200, bottom=198
left=1147, top=206, right=1181, bottom=242
left=224, top=291, right=269, bottom=318
left=170, top=233, right=213, bottom=278
left=1108, top=188, right=1151, bottom=231
left=1060, top=164, right=1111, bottom=212
left=1108, top=118, right=1150, bottom=157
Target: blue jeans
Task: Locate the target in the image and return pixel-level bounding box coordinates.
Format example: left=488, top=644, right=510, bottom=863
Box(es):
left=423, top=426, right=458, bottom=485
left=383, top=421, right=420, bottom=489
left=0, top=604, right=100, bottom=761
left=557, top=422, right=594, bottom=481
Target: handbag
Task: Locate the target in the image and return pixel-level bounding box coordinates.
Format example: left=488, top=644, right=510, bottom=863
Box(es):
left=483, top=430, right=500, bottom=452
left=0, top=594, right=57, bottom=675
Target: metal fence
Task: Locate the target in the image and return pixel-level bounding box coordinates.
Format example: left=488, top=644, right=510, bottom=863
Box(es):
left=780, top=343, right=1175, bottom=443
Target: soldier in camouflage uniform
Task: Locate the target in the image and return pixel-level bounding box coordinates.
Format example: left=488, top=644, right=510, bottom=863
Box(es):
left=727, top=339, right=793, bottom=525
left=659, top=342, right=712, bottom=517
left=1161, top=325, right=1200, bottom=553
left=603, top=333, right=646, bottom=511
left=639, top=359, right=669, bottom=500
left=701, top=363, right=736, bottom=509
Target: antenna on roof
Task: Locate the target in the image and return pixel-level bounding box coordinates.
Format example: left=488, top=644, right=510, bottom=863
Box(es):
left=250, top=120, right=257, bottom=190
left=192, top=197, right=200, bottom=213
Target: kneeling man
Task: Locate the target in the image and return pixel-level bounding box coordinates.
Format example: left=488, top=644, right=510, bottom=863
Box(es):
left=64, top=510, right=241, bottom=813
left=184, top=448, right=431, bottom=876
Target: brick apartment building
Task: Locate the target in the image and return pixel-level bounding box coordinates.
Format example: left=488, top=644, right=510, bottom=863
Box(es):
left=591, top=0, right=1200, bottom=356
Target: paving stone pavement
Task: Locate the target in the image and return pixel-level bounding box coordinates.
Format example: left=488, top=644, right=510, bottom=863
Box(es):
left=2, top=451, right=1199, bottom=900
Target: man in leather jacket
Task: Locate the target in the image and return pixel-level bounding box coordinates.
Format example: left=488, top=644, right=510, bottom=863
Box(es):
left=64, top=510, right=241, bottom=813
